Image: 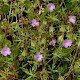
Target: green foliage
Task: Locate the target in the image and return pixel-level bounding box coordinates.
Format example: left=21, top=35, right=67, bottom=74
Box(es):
left=74, top=59, right=80, bottom=79
left=1, top=5, right=10, bottom=14
left=0, top=0, right=80, bottom=80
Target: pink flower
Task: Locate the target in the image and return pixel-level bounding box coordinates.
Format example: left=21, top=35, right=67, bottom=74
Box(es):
left=34, top=52, right=43, bottom=62
left=0, top=47, right=11, bottom=56
left=47, top=3, right=55, bottom=12
left=68, top=16, right=76, bottom=24
left=50, top=40, right=56, bottom=46
left=31, top=19, right=39, bottom=27
left=62, top=40, right=72, bottom=48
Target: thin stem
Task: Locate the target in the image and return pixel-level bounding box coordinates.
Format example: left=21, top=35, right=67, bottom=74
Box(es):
left=64, top=46, right=78, bottom=79
left=8, top=1, right=12, bottom=23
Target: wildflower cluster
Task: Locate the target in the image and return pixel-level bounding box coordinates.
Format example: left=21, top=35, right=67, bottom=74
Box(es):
left=0, top=0, right=79, bottom=80
left=32, top=3, right=75, bottom=62
left=0, top=3, right=75, bottom=62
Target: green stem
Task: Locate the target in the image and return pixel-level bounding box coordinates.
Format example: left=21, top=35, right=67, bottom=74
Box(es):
left=64, top=46, right=78, bottom=79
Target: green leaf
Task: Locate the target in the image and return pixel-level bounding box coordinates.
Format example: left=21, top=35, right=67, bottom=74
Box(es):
left=0, top=35, right=4, bottom=43
left=4, top=40, right=11, bottom=47
left=22, top=50, right=26, bottom=57
left=74, top=59, right=80, bottom=74
left=66, top=2, right=72, bottom=9
left=25, top=0, right=30, bottom=8
left=49, top=26, right=55, bottom=33
left=53, top=47, right=74, bottom=59
left=31, top=40, right=36, bottom=47
left=1, top=5, right=10, bottom=14
left=58, top=76, right=64, bottom=80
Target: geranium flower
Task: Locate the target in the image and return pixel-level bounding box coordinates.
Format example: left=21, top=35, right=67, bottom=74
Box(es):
left=31, top=19, right=39, bottom=27
left=47, top=3, right=55, bottom=12
left=62, top=40, right=72, bottom=48
left=50, top=39, right=56, bottom=46
left=68, top=16, right=76, bottom=24
left=1, top=47, right=11, bottom=56
left=34, top=52, right=43, bottom=62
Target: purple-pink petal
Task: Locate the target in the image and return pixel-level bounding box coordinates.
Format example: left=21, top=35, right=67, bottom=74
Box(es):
left=68, top=16, right=76, bottom=24
left=31, top=19, right=39, bottom=27
left=62, top=40, right=72, bottom=48
left=47, top=3, right=55, bottom=12
left=50, top=40, right=56, bottom=46
left=34, top=52, right=43, bottom=62
left=0, top=47, right=11, bottom=56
